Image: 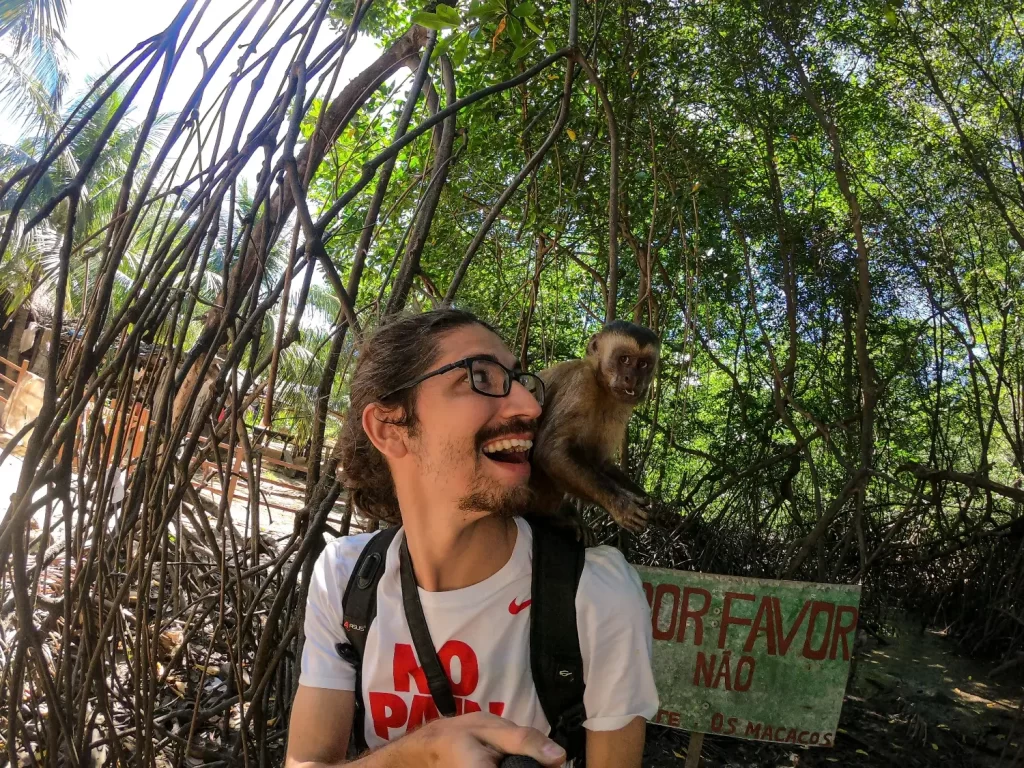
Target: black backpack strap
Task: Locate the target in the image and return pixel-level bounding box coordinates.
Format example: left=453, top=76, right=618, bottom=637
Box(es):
left=398, top=537, right=458, bottom=716
left=530, top=521, right=587, bottom=762
left=339, top=526, right=401, bottom=753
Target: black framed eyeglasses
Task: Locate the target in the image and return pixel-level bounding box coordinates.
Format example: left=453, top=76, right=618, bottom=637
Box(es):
left=380, top=355, right=545, bottom=406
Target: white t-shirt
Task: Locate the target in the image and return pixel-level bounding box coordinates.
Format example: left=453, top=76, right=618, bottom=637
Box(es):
left=300, top=516, right=659, bottom=751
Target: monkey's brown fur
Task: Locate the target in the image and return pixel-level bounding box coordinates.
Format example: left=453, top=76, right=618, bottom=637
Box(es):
left=529, top=321, right=660, bottom=535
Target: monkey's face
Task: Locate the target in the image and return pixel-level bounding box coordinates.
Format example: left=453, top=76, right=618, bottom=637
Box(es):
left=399, top=324, right=543, bottom=520
left=597, top=334, right=658, bottom=404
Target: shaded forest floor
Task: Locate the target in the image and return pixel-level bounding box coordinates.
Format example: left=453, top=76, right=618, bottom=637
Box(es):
left=645, top=616, right=1023, bottom=767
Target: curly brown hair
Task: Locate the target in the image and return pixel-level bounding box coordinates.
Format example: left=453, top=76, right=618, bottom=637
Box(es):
left=337, top=308, right=496, bottom=525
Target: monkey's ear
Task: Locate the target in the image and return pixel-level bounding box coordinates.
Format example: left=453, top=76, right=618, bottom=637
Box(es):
left=586, top=333, right=600, bottom=356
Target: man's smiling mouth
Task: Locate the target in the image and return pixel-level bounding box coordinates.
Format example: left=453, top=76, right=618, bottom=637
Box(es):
left=481, top=437, right=534, bottom=464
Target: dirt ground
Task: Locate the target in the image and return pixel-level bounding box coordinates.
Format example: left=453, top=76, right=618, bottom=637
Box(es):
left=0, top=429, right=351, bottom=542
left=644, top=616, right=1023, bottom=767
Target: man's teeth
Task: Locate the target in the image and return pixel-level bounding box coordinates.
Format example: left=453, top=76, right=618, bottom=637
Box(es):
left=482, top=438, right=534, bottom=454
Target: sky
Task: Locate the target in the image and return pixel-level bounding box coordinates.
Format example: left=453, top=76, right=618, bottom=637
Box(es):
left=0, top=0, right=385, bottom=152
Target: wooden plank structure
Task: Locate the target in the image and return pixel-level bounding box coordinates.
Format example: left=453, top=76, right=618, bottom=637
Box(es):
left=0, top=354, right=30, bottom=409
left=0, top=355, right=35, bottom=436
left=189, top=432, right=331, bottom=511
left=106, top=399, right=151, bottom=467
left=3, top=356, right=338, bottom=528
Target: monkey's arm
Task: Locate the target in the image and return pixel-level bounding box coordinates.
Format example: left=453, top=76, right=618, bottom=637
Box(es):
left=533, top=433, right=649, bottom=531
left=603, top=462, right=651, bottom=504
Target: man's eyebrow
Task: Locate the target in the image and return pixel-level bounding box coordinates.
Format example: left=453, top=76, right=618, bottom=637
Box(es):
left=471, top=352, right=520, bottom=370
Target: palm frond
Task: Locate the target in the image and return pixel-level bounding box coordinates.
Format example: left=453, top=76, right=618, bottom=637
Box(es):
left=0, top=0, right=70, bottom=53
left=0, top=214, right=59, bottom=313
left=0, top=49, right=63, bottom=136
left=304, top=281, right=341, bottom=329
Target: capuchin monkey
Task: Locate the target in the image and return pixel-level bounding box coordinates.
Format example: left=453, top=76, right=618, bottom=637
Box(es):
left=529, top=320, right=660, bottom=536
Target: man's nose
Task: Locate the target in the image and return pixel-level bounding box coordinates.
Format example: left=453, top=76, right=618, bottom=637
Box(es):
left=506, top=380, right=543, bottom=419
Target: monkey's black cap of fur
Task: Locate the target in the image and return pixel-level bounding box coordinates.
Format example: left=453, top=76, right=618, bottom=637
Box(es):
left=602, top=319, right=660, bottom=349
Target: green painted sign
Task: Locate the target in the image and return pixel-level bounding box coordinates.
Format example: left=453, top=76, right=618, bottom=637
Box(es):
left=636, top=566, right=861, bottom=747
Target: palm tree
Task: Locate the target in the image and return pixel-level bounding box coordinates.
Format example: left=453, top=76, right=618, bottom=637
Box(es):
left=0, top=0, right=71, bottom=135
left=0, top=79, right=169, bottom=363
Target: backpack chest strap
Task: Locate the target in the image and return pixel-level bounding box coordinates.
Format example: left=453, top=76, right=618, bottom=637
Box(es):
left=337, top=526, right=400, bottom=753
left=530, top=522, right=587, bottom=759
left=398, top=537, right=458, bottom=716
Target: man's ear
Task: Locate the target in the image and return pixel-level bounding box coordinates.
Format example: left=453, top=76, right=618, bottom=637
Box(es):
left=361, top=402, right=410, bottom=460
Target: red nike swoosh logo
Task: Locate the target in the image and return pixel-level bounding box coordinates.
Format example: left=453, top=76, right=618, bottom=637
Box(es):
left=509, top=598, right=532, bottom=615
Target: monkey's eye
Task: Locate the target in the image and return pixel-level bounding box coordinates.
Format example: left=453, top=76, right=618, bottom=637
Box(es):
left=639, top=361, right=648, bottom=369
left=620, top=355, right=630, bottom=365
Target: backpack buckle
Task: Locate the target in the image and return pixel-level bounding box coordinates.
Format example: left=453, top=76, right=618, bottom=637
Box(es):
left=356, top=552, right=383, bottom=589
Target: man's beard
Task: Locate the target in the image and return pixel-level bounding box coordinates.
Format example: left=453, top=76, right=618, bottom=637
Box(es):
left=458, top=482, right=535, bottom=518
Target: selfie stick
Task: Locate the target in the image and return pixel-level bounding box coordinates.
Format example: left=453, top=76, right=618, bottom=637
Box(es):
left=499, top=757, right=542, bottom=768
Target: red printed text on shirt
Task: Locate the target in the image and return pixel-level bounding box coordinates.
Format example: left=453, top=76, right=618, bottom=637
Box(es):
left=368, top=641, right=506, bottom=740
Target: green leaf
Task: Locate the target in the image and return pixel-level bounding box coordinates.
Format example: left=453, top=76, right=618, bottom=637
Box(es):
left=510, top=37, right=538, bottom=63
left=524, top=17, right=543, bottom=35
left=435, top=3, right=462, bottom=24
left=513, top=0, right=537, bottom=17
left=465, top=0, right=503, bottom=19
left=453, top=33, right=471, bottom=67
left=431, top=32, right=457, bottom=61
left=543, top=37, right=557, bottom=55
left=506, top=14, right=523, bottom=44
left=410, top=10, right=457, bottom=29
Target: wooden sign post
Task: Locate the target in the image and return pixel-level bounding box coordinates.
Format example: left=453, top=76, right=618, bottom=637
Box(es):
left=635, top=567, right=861, bottom=764
left=684, top=732, right=704, bottom=768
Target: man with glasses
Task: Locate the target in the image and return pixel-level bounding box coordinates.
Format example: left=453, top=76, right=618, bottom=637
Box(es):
left=285, top=309, right=658, bottom=767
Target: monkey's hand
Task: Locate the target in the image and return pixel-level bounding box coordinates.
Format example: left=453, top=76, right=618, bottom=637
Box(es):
left=603, top=463, right=652, bottom=506
left=619, top=485, right=653, bottom=510
left=602, top=464, right=652, bottom=528
left=605, top=494, right=650, bottom=532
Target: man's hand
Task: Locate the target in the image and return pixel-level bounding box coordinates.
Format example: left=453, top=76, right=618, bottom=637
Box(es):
left=398, top=712, right=567, bottom=768
left=285, top=686, right=565, bottom=768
